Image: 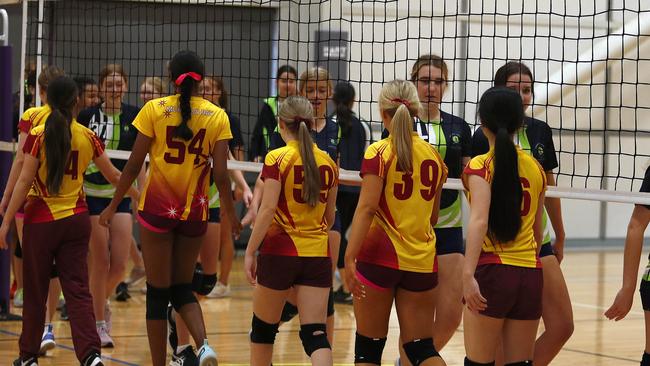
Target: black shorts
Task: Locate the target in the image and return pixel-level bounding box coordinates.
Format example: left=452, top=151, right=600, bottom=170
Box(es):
left=257, top=254, right=332, bottom=291
left=87, top=196, right=131, bottom=216
left=356, top=261, right=438, bottom=292
left=330, top=211, right=341, bottom=233
left=539, top=241, right=554, bottom=258
left=641, top=280, right=650, bottom=311
left=435, top=227, right=464, bottom=255
left=208, top=207, right=221, bottom=223
left=474, top=264, right=543, bottom=320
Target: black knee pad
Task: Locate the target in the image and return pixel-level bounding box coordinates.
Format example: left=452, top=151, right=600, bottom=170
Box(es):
left=146, top=283, right=171, bottom=320
left=299, top=323, right=330, bottom=356
left=14, top=240, right=22, bottom=258
left=642, top=352, right=650, bottom=366
left=250, top=314, right=279, bottom=344
left=504, top=362, right=533, bottom=366
left=464, top=357, right=495, bottom=366
left=327, top=287, right=335, bottom=316
left=192, top=272, right=217, bottom=296
left=170, top=283, right=197, bottom=312
left=280, top=302, right=298, bottom=322
left=403, top=338, right=439, bottom=365
left=354, top=332, right=386, bottom=365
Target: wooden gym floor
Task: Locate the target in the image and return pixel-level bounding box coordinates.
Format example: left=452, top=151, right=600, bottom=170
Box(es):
left=0, top=249, right=647, bottom=365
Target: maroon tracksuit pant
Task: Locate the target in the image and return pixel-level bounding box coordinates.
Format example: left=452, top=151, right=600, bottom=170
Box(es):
left=19, top=212, right=100, bottom=361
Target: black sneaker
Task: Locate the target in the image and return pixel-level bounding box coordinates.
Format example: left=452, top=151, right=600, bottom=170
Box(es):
left=13, top=357, right=37, bottom=366
left=170, top=345, right=199, bottom=366
left=82, top=351, right=104, bottom=366
left=167, top=304, right=178, bottom=351
left=333, top=287, right=353, bottom=305
left=59, top=303, right=69, bottom=321
left=115, top=282, right=131, bottom=302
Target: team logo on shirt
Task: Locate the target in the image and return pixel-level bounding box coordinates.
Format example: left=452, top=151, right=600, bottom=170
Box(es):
left=535, top=143, right=545, bottom=161
left=451, top=134, right=460, bottom=144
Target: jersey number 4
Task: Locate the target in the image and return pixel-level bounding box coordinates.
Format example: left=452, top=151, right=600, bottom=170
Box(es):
left=394, top=160, right=440, bottom=201
left=64, top=151, right=80, bottom=180
left=164, top=126, right=207, bottom=165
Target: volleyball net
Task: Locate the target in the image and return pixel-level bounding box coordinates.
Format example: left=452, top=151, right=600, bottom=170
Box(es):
left=1, top=0, right=650, bottom=204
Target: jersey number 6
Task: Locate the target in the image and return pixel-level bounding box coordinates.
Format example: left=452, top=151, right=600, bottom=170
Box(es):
left=394, top=159, right=440, bottom=201
left=164, top=126, right=207, bottom=165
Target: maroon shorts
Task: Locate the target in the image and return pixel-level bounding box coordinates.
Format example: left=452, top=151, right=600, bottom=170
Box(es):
left=475, top=264, right=543, bottom=320
left=137, top=211, right=207, bottom=238
left=256, top=254, right=332, bottom=290
left=356, top=261, right=438, bottom=292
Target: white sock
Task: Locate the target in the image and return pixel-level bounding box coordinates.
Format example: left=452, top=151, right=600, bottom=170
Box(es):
left=177, top=344, right=191, bottom=354
left=96, top=320, right=106, bottom=328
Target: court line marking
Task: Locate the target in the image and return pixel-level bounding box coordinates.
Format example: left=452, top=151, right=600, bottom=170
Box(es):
left=572, top=301, right=646, bottom=316
left=0, top=328, right=139, bottom=366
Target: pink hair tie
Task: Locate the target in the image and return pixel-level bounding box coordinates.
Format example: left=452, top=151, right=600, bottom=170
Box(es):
left=174, top=72, right=202, bottom=86
left=390, top=98, right=411, bottom=107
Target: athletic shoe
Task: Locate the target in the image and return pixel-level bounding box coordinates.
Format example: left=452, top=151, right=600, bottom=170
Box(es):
left=126, top=266, right=146, bottom=286
left=39, top=324, right=56, bottom=354
left=104, top=301, right=112, bottom=332
left=197, top=340, right=218, bottom=366
left=13, top=288, right=23, bottom=308
left=13, top=357, right=37, bottom=366
left=82, top=351, right=105, bottom=366
left=170, top=345, right=199, bottom=366
left=206, top=281, right=230, bottom=298
left=333, top=287, right=353, bottom=305
left=167, top=304, right=178, bottom=351
left=59, top=303, right=69, bottom=321
left=115, top=282, right=131, bottom=302
left=97, top=324, right=114, bottom=348
left=57, top=292, right=65, bottom=310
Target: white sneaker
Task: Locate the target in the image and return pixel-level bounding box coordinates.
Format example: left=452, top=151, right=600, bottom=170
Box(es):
left=206, top=282, right=230, bottom=298
left=39, top=324, right=56, bottom=354
left=13, top=288, right=23, bottom=308
left=197, top=340, right=218, bottom=366
left=97, top=324, right=114, bottom=348
left=104, top=301, right=112, bottom=332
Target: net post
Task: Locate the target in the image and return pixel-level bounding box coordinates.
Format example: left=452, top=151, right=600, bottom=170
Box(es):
left=0, top=7, right=20, bottom=321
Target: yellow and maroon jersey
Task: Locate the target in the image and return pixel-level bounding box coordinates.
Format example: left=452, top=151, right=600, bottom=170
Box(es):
left=357, top=134, right=448, bottom=273
left=23, top=121, right=105, bottom=223
left=134, top=95, right=232, bottom=221
left=18, top=105, right=51, bottom=134
left=260, top=140, right=339, bottom=257
left=462, top=148, right=547, bottom=268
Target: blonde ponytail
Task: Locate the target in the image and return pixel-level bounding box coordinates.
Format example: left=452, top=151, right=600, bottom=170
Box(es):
left=298, top=121, right=320, bottom=207
left=391, top=103, right=414, bottom=173
left=277, top=95, right=321, bottom=207
left=378, top=80, right=421, bottom=174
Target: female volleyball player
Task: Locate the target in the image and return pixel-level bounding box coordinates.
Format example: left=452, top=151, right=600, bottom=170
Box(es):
left=140, top=76, right=166, bottom=105
left=332, top=81, right=371, bottom=305
left=411, top=54, right=473, bottom=357
left=165, top=76, right=253, bottom=366
left=200, top=75, right=247, bottom=298
left=472, top=62, right=573, bottom=365
left=244, top=95, right=338, bottom=366
left=266, top=67, right=340, bottom=338
left=345, top=80, right=448, bottom=366
left=77, top=63, right=143, bottom=347
left=250, top=64, right=298, bottom=161
left=1, top=66, right=67, bottom=353
left=99, top=50, right=238, bottom=366
left=605, top=166, right=650, bottom=366
left=0, top=75, right=137, bottom=366
left=462, top=87, right=546, bottom=366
